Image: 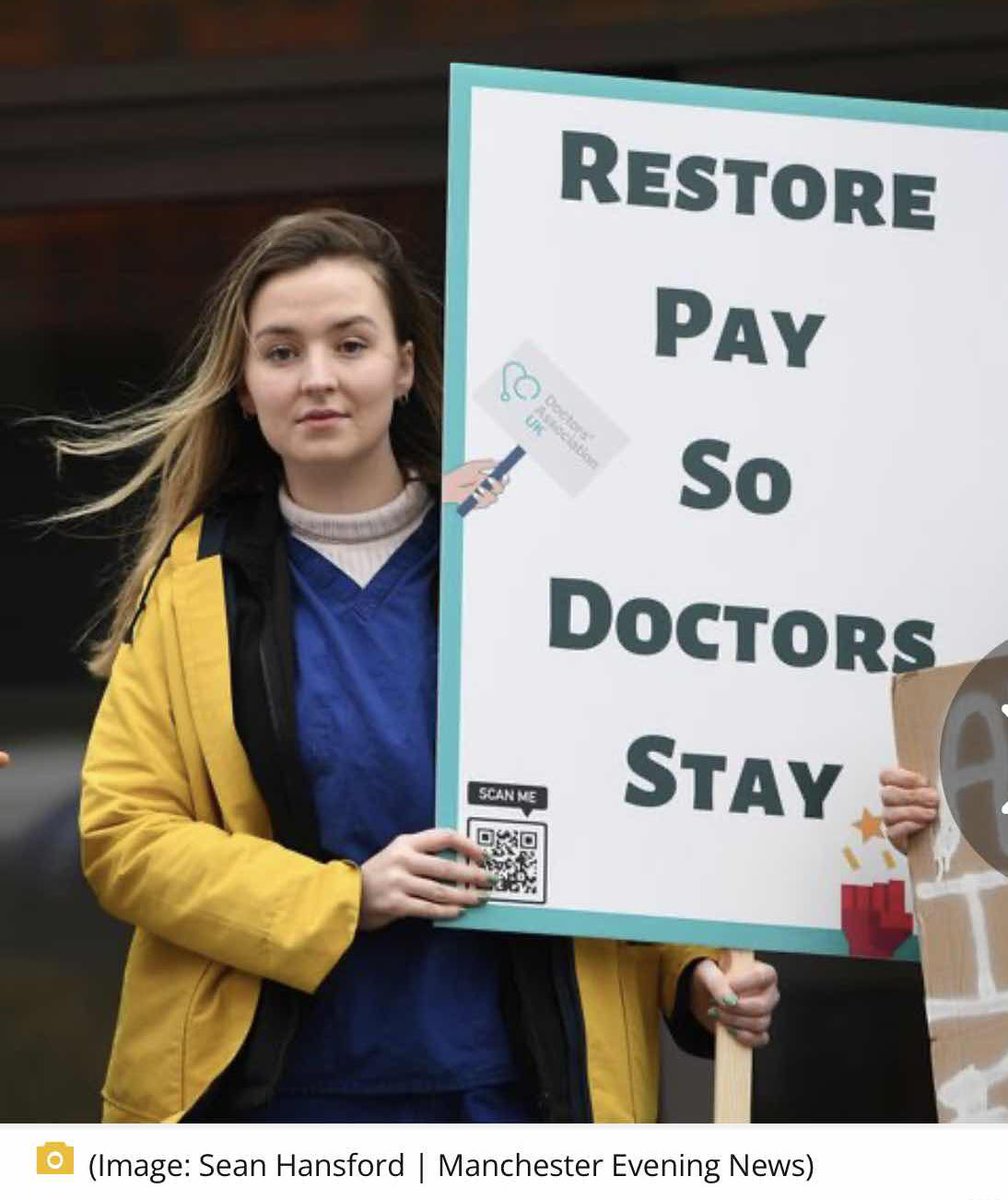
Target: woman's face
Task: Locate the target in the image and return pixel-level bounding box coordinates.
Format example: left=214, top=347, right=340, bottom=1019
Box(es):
left=239, top=256, right=413, bottom=501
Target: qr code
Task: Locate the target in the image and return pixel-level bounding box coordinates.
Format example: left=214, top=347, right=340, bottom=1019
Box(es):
left=467, top=819, right=547, bottom=904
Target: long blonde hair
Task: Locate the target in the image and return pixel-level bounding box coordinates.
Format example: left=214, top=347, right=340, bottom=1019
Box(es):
left=52, top=210, right=443, bottom=678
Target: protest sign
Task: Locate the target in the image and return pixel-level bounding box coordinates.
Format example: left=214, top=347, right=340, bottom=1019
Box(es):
left=436, top=63, right=1008, bottom=956
left=892, top=661, right=1008, bottom=1119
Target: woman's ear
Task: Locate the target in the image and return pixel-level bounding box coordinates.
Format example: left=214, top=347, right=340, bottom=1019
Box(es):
left=236, top=382, right=255, bottom=418
left=396, top=341, right=415, bottom=397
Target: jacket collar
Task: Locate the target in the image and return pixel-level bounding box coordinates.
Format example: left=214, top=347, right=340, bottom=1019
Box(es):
left=171, top=552, right=273, bottom=838
left=216, top=486, right=322, bottom=859
left=218, top=486, right=283, bottom=589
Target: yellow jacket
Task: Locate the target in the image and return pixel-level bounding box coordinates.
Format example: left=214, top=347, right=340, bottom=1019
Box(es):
left=80, top=511, right=711, bottom=1123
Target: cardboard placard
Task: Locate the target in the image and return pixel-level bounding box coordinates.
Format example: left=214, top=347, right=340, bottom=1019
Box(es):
left=892, top=665, right=1008, bottom=1122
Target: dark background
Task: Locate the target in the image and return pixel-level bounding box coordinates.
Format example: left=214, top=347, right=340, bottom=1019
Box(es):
left=4, top=0, right=1005, bottom=1122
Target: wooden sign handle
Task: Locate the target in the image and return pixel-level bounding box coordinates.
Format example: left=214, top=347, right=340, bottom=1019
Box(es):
left=713, top=948, right=754, bottom=1123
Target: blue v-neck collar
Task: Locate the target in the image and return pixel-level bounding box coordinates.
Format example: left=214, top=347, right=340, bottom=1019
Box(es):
left=286, top=504, right=438, bottom=616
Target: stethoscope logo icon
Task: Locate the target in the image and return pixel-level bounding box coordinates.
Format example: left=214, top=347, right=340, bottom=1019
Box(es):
left=500, top=361, right=541, bottom=405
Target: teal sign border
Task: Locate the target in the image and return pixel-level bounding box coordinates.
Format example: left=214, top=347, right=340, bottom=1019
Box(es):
left=438, top=62, right=1007, bottom=958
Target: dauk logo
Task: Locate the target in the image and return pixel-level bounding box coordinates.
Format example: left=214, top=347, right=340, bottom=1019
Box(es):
left=500, top=360, right=541, bottom=405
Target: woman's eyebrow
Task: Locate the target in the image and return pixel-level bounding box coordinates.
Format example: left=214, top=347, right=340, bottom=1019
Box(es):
left=252, top=315, right=378, bottom=339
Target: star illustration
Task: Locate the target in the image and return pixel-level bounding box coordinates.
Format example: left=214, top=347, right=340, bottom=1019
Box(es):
left=852, top=808, right=884, bottom=843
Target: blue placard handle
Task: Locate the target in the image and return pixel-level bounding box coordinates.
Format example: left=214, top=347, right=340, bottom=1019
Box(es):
left=457, top=445, right=527, bottom=517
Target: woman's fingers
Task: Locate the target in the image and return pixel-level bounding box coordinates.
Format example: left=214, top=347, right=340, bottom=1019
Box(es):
left=693, top=956, right=778, bottom=1046
left=723, top=962, right=778, bottom=997
left=693, top=957, right=736, bottom=1005
left=396, top=897, right=466, bottom=922
left=691, top=955, right=739, bottom=1012
left=713, top=985, right=780, bottom=1019
left=722, top=1029, right=771, bottom=1048
left=407, top=828, right=486, bottom=862
left=409, top=851, right=493, bottom=889
left=709, top=1009, right=773, bottom=1035
left=695, top=958, right=778, bottom=1008
left=407, top=876, right=489, bottom=908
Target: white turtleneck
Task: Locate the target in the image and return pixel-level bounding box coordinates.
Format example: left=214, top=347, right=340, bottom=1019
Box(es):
left=278, top=480, right=433, bottom=587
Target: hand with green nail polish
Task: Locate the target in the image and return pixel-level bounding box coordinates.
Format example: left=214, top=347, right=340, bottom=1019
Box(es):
left=689, top=954, right=779, bottom=1048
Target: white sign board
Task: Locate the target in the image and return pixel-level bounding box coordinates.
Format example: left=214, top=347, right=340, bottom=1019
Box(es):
left=436, top=63, right=1008, bottom=957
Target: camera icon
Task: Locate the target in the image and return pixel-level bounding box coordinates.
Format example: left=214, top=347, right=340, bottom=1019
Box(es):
left=36, top=1142, right=74, bottom=1175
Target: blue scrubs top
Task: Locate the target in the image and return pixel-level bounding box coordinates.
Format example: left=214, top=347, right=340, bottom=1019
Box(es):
left=268, top=508, right=526, bottom=1118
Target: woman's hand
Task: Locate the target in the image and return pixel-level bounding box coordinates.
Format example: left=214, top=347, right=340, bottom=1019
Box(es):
left=879, top=766, right=939, bottom=853
left=0, top=751, right=9, bottom=767
left=358, top=828, right=494, bottom=932
left=689, top=955, right=779, bottom=1048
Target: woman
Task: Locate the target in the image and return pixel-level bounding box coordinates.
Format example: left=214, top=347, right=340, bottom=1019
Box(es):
left=75, top=209, right=778, bottom=1123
